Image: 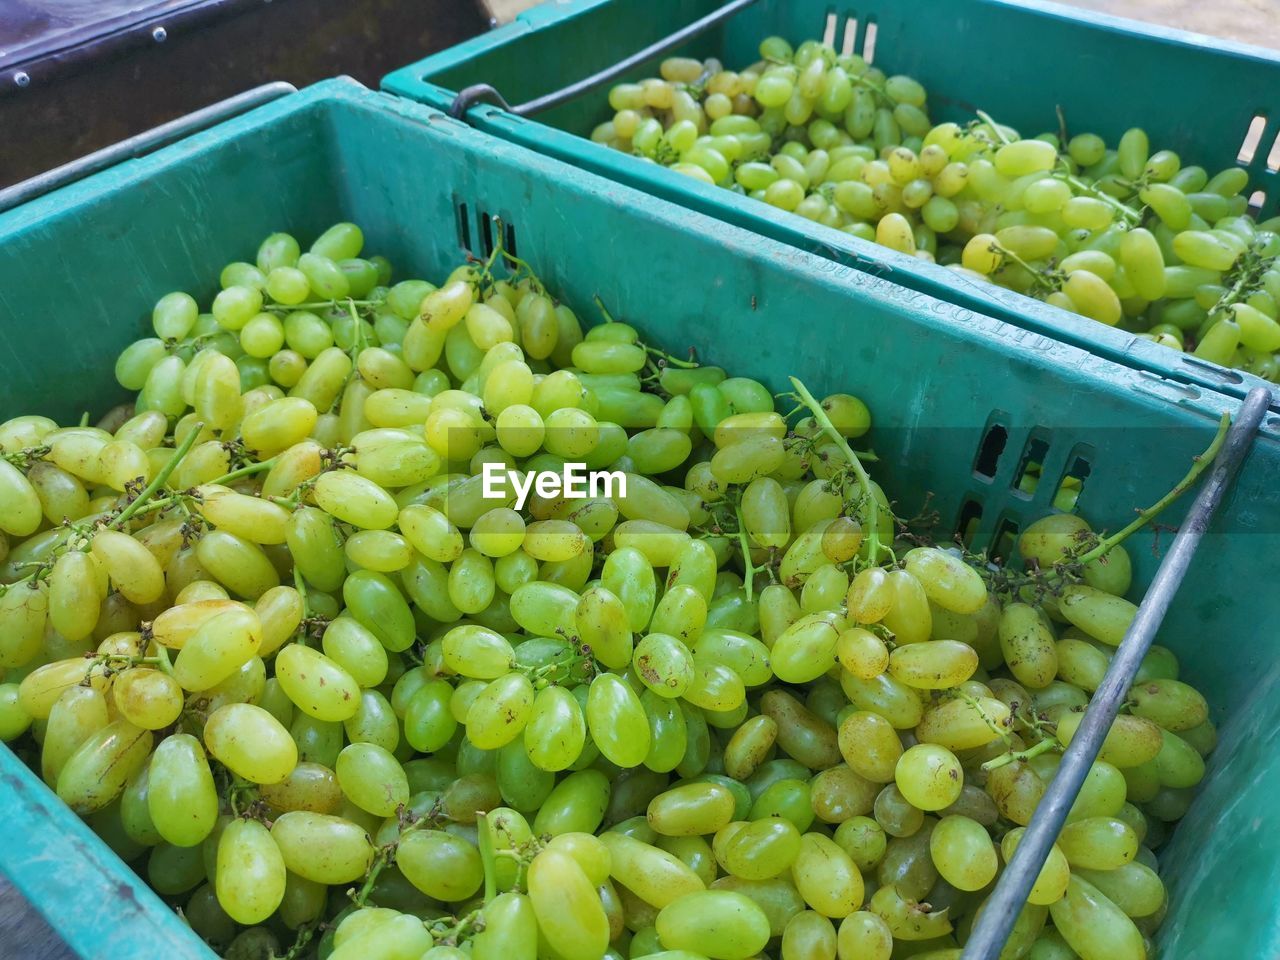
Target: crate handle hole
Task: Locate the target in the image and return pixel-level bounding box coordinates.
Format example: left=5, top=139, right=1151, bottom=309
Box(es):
left=456, top=201, right=472, bottom=253
left=841, top=15, right=859, bottom=56
left=1267, top=130, right=1280, bottom=173
left=955, top=498, right=984, bottom=549
left=1010, top=432, right=1051, bottom=501
left=861, top=19, right=877, bottom=63
left=823, top=8, right=839, bottom=46
left=973, top=421, right=1009, bottom=480
left=1248, top=189, right=1268, bottom=218
left=1237, top=113, right=1267, bottom=165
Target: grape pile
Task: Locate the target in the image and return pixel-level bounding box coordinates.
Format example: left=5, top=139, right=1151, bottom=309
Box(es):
left=0, top=221, right=1218, bottom=960
left=594, top=39, right=1280, bottom=380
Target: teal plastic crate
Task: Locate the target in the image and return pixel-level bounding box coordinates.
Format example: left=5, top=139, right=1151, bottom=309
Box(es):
left=2, top=77, right=1280, bottom=957
left=382, top=0, right=1280, bottom=408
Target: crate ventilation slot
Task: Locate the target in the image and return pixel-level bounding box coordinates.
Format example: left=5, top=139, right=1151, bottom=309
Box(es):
left=841, top=16, right=858, bottom=56
left=1268, top=130, right=1280, bottom=173
left=822, top=9, right=839, bottom=47
left=972, top=421, right=1009, bottom=480
left=991, top=514, right=1020, bottom=564
left=1249, top=190, right=1268, bottom=217
left=456, top=200, right=472, bottom=253
left=1011, top=431, right=1051, bottom=501
left=479, top=210, right=497, bottom=258
left=955, top=498, right=984, bottom=548
left=1238, top=113, right=1267, bottom=165
left=1053, top=448, right=1093, bottom=513
left=861, top=19, right=877, bottom=62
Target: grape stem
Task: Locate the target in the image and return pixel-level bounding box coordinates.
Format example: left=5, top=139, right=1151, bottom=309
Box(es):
left=110, top=424, right=205, bottom=530
left=1208, top=241, right=1277, bottom=320
left=787, top=377, right=891, bottom=564
left=1051, top=169, right=1142, bottom=226
left=293, top=567, right=311, bottom=645
left=985, top=240, right=1063, bottom=298
left=734, top=500, right=759, bottom=602
left=261, top=299, right=380, bottom=313
left=981, top=736, right=1060, bottom=772
left=270, top=920, right=321, bottom=960
left=477, top=812, right=498, bottom=903
left=1071, top=411, right=1230, bottom=567
left=975, top=110, right=1013, bottom=146
left=209, top=456, right=278, bottom=486
left=956, top=691, right=1013, bottom=747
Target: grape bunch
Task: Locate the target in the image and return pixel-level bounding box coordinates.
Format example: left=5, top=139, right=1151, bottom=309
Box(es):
left=595, top=39, right=1280, bottom=380
left=0, top=220, right=1218, bottom=960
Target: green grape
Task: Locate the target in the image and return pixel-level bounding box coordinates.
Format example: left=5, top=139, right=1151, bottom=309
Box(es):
left=147, top=842, right=207, bottom=896
left=723, top=715, right=778, bottom=782
left=895, top=744, right=963, bottom=811
left=204, top=703, right=297, bottom=784
left=398, top=829, right=484, bottom=901
left=1001, top=827, right=1071, bottom=905
left=655, top=890, right=770, bottom=960
left=148, top=734, right=219, bottom=847
left=528, top=847, right=611, bottom=960
left=647, top=782, right=736, bottom=837
left=1128, top=678, right=1208, bottom=731
left=601, top=831, right=706, bottom=908
left=258, top=761, right=342, bottom=814
left=887, top=639, right=978, bottom=689
left=791, top=832, right=864, bottom=918
left=902, top=547, right=987, bottom=614
left=523, top=684, right=587, bottom=771
left=781, top=909, right=837, bottom=960
left=998, top=602, right=1059, bottom=689
left=344, top=569, right=416, bottom=651
left=473, top=892, right=538, bottom=960
left=771, top=612, right=842, bottom=684
left=1056, top=710, right=1163, bottom=767
left=722, top=816, right=802, bottom=880
left=48, top=550, right=101, bottom=642
left=335, top=743, right=409, bottom=816
left=838, top=711, right=903, bottom=784
left=467, top=672, right=535, bottom=749
left=588, top=673, right=651, bottom=767
left=56, top=720, right=153, bottom=814
left=642, top=689, right=688, bottom=773
left=915, top=696, right=1011, bottom=750
left=1049, top=875, right=1146, bottom=960
left=322, top=617, right=389, bottom=688
left=270, top=811, right=374, bottom=883
left=633, top=632, right=696, bottom=697
left=0, top=683, right=33, bottom=742
left=41, top=685, right=109, bottom=785
left=272, top=642, right=360, bottom=721
left=576, top=585, right=635, bottom=670
left=928, top=815, right=996, bottom=891
left=510, top=580, right=580, bottom=636
left=215, top=818, right=286, bottom=924
left=1057, top=816, right=1139, bottom=870
left=533, top=769, right=610, bottom=837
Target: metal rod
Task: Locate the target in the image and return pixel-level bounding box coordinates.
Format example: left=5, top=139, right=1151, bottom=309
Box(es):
left=449, top=0, right=761, bottom=120
left=0, top=81, right=296, bottom=214
left=961, top=385, right=1272, bottom=960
